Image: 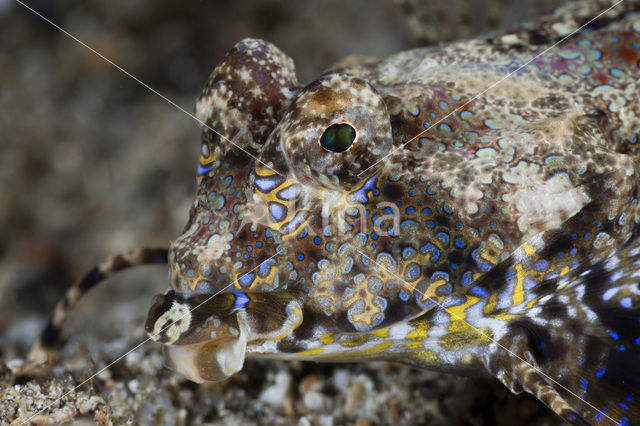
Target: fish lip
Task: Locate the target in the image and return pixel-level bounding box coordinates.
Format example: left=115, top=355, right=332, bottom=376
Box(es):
left=147, top=290, right=250, bottom=383
left=163, top=332, right=248, bottom=383
left=146, top=288, right=307, bottom=382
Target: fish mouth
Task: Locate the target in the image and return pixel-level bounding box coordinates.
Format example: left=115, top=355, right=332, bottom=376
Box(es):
left=145, top=288, right=303, bottom=382
left=163, top=332, right=248, bottom=383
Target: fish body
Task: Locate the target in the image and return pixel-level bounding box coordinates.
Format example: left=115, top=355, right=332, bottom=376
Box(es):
left=33, top=1, right=640, bottom=424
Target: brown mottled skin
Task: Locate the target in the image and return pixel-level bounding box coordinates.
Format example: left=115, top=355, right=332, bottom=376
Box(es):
left=30, top=1, right=640, bottom=424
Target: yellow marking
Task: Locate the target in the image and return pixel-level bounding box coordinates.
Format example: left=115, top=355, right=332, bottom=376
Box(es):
left=267, top=306, right=304, bottom=341
left=340, top=334, right=369, bottom=347
left=445, top=295, right=480, bottom=324
left=439, top=325, right=494, bottom=351
left=396, top=251, right=434, bottom=296
left=371, top=328, right=389, bottom=338
left=233, top=263, right=279, bottom=291
left=253, top=167, right=298, bottom=206
left=488, top=294, right=519, bottom=319
left=410, top=349, right=441, bottom=366
left=483, top=291, right=499, bottom=315
left=523, top=243, right=536, bottom=256
left=200, top=152, right=216, bottom=166
left=491, top=312, right=516, bottom=321
left=479, top=239, right=503, bottom=265
left=253, top=167, right=315, bottom=239
left=319, top=341, right=394, bottom=359
left=513, top=264, right=525, bottom=307
left=480, top=250, right=499, bottom=265
left=483, top=260, right=550, bottom=316
left=557, top=274, right=578, bottom=292
left=296, top=347, right=324, bottom=357
left=319, top=333, right=334, bottom=345
left=258, top=181, right=294, bottom=206
left=405, top=341, right=423, bottom=350
left=431, top=238, right=444, bottom=251
left=254, top=165, right=276, bottom=177
left=407, top=327, right=428, bottom=340
left=342, top=275, right=387, bottom=328
left=421, top=278, right=445, bottom=301
left=560, top=266, right=570, bottom=276
left=526, top=295, right=543, bottom=309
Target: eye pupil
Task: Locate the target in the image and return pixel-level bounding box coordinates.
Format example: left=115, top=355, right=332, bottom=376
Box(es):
left=320, top=123, right=356, bottom=152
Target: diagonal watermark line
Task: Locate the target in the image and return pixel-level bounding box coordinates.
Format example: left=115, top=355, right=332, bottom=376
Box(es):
left=13, top=0, right=280, bottom=176
left=13, top=0, right=626, bottom=423
left=358, top=0, right=626, bottom=177
left=355, top=248, right=616, bottom=424
left=17, top=252, right=279, bottom=426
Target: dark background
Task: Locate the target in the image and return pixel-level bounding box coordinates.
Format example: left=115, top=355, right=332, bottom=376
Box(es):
left=1, top=1, right=566, bottom=424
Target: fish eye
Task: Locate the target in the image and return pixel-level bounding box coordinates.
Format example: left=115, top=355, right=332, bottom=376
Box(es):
left=320, top=123, right=356, bottom=153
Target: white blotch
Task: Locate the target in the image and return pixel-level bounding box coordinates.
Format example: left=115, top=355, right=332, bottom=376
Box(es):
left=507, top=169, right=589, bottom=237
left=151, top=301, right=192, bottom=344
left=196, top=233, right=233, bottom=263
